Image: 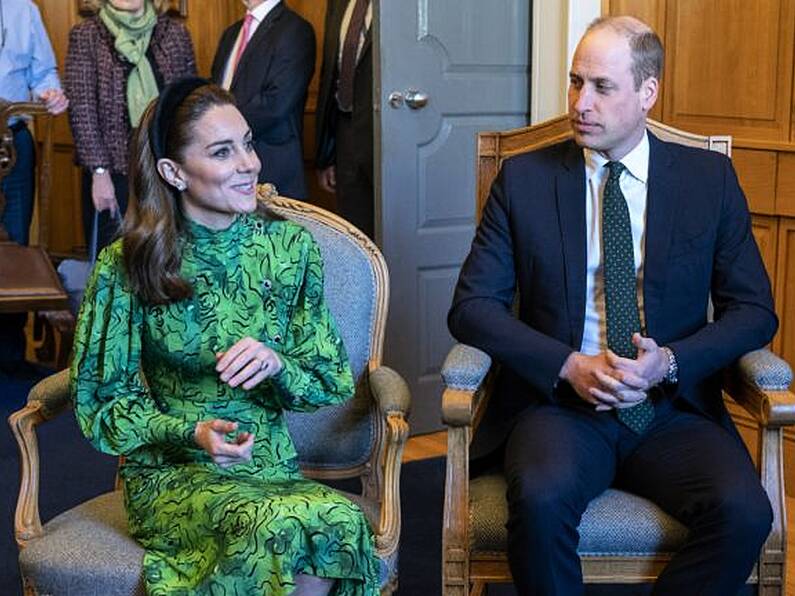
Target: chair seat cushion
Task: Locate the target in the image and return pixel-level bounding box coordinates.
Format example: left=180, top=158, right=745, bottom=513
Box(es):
left=470, top=474, right=689, bottom=556
left=20, top=489, right=395, bottom=594
left=19, top=491, right=145, bottom=595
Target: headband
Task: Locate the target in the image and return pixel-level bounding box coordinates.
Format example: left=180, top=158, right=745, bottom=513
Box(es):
left=148, top=76, right=211, bottom=162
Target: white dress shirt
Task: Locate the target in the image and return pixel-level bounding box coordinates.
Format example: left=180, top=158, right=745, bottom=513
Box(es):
left=221, top=0, right=281, bottom=90
left=580, top=131, right=650, bottom=355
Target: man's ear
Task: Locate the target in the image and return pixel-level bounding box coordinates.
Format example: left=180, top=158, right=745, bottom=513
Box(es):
left=640, top=76, right=659, bottom=112
left=157, top=158, right=186, bottom=191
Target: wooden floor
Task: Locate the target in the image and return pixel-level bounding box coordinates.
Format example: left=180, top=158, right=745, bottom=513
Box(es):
left=403, top=431, right=795, bottom=594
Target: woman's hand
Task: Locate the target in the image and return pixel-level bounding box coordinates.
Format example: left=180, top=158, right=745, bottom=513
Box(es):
left=91, top=170, right=118, bottom=214
left=216, top=337, right=283, bottom=390
left=194, top=419, right=254, bottom=468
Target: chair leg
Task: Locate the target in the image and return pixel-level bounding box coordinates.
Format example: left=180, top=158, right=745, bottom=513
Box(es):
left=470, top=581, right=487, bottom=596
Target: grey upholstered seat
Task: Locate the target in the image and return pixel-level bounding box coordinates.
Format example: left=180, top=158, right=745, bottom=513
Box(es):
left=19, top=487, right=396, bottom=595
left=11, top=194, right=410, bottom=595
left=469, top=476, right=688, bottom=556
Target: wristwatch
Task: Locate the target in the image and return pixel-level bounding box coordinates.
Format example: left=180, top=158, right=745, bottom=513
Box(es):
left=660, top=346, right=679, bottom=385
left=92, top=166, right=107, bottom=175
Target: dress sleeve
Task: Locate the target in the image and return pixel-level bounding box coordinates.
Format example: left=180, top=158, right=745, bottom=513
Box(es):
left=70, top=246, right=197, bottom=456
left=267, top=232, right=356, bottom=411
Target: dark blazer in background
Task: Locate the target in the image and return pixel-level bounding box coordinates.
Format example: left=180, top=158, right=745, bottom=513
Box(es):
left=212, top=3, right=315, bottom=199
left=449, top=132, right=778, bottom=460
left=315, top=0, right=374, bottom=237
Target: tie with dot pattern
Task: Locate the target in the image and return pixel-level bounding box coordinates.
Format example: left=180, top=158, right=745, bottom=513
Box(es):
left=603, top=161, right=654, bottom=433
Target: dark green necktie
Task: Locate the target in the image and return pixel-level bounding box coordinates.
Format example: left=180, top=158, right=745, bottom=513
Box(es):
left=603, top=161, right=654, bottom=433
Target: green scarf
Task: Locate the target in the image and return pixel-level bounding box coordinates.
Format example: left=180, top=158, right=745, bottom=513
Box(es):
left=100, top=1, right=159, bottom=128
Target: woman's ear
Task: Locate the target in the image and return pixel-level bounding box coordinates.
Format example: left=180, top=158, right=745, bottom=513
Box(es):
left=156, top=158, right=187, bottom=192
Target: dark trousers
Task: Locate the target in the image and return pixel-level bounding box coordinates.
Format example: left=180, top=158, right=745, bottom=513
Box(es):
left=503, top=393, right=771, bottom=596
left=81, top=170, right=129, bottom=253
left=0, top=123, right=35, bottom=366
left=335, top=111, right=374, bottom=239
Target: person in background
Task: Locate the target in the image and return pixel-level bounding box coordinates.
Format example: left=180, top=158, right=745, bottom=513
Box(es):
left=211, top=0, right=315, bottom=200
left=315, top=0, right=373, bottom=239
left=449, top=15, right=777, bottom=595
left=0, top=0, right=68, bottom=374
left=65, top=0, right=196, bottom=252
left=71, top=79, right=379, bottom=595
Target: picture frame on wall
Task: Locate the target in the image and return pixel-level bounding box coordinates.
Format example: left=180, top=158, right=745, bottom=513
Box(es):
left=78, top=0, right=187, bottom=17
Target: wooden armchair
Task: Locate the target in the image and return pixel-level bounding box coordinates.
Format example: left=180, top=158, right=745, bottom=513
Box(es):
left=441, top=116, right=795, bottom=595
left=10, top=191, right=411, bottom=595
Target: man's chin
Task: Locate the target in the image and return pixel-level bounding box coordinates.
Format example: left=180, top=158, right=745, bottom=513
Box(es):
left=571, top=130, right=601, bottom=150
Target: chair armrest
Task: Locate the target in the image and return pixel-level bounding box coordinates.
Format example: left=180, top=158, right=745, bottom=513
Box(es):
left=368, top=366, right=410, bottom=557
left=8, top=369, right=71, bottom=546
left=370, top=365, right=411, bottom=416
left=441, top=343, right=492, bottom=391
left=724, top=349, right=795, bottom=428
left=441, top=344, right=492, bottom=428
left=27, top=368, right=71, bottom=419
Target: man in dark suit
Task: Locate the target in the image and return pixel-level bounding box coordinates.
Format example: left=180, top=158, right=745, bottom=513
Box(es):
left=315, top=0, right=374, bottom=238
left=211, top=0, right=315, bottom=199
left=449, top=16, right=778, bottom=595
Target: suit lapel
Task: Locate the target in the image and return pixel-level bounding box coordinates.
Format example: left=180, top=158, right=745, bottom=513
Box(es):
left=231, top=3, right=285, bottom=92
left=557, top=143, right=588, bottom=348
left=643, top=132, right=678, bottom=338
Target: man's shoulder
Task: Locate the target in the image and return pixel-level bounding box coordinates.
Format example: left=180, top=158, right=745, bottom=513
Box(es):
left=278, top=5, right=315, bottom=34
left=649, top=131, right=730, bottom=171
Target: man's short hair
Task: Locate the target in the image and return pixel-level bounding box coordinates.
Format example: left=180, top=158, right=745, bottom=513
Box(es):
left=586, top=16, right=664, bottom=90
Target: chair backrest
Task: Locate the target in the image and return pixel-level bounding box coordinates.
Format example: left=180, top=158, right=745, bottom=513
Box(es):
left=0, top=101, right=55, bottom=247
left=475, top=115, right=731, bottom=217
left=261, top=190, right=389, bottom=474
left=0, top=101, right=67, bottom=313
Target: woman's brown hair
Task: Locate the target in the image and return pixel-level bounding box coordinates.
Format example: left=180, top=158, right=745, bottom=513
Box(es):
left=123, top=83, right=237, bottom=304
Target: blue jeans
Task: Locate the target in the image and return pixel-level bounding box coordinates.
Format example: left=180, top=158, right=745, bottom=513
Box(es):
left=0, top=123, right=35, bottom=366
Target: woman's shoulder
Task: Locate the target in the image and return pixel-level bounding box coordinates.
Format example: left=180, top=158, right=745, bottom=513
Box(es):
left=92, top=238, right=128, bottom=285
left=70, top=15, right=103, bottom=38
left=154, top=14, right=189, bottom=36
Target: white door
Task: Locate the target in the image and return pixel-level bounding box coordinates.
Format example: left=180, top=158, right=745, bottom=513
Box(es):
left=376, top=1, right=530, bottom=433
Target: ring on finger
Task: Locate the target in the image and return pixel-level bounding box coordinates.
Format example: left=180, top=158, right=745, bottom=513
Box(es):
left=255, top=356, right=268, bottom=372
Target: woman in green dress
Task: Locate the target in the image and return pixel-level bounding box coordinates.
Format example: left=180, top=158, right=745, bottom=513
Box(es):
left=70, top=78, right=380, bottom=595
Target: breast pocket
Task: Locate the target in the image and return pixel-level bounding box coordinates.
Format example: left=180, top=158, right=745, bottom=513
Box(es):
left=669, top=227, right=713, bottom=260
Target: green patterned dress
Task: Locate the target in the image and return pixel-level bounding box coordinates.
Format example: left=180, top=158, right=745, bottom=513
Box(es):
left=70, top=214, right=380, bottom=595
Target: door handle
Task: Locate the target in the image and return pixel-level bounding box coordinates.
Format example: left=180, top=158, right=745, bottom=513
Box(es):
left=404, top=89, right=429, bottom=110
left=388, top=89, right=429, bottom=110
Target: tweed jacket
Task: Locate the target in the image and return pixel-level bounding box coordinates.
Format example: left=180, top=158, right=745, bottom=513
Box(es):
left=65, top=15, right=196, bottom=174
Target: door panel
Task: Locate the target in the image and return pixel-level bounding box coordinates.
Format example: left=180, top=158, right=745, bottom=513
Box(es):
left=377, top=0, right=529, bottom=433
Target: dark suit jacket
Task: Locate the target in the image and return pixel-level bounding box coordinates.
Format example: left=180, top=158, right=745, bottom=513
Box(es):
left=448, top=132, right=778, bottom=459
left=315, top=0, right=373, bottom=169
left=211, top=3, right=315, bottom=199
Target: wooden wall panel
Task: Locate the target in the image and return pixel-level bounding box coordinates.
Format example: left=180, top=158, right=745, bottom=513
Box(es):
left=775, top=218, right=795, bottom=371
left=733, top=149, right=777, bottom=215
left=752, top=214, right=781, bottom=353
left=777, top=152, right=795, bottom=216
left=663, top=0, right=795, bottom=142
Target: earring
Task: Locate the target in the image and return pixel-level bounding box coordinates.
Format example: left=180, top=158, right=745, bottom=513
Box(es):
left=175, top=181, right=186, bottom=191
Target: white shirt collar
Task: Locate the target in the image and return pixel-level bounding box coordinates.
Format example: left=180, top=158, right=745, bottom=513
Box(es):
left=584, top=130, right=650, bottom=185
left=249, top=0, right=280, bottom=24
